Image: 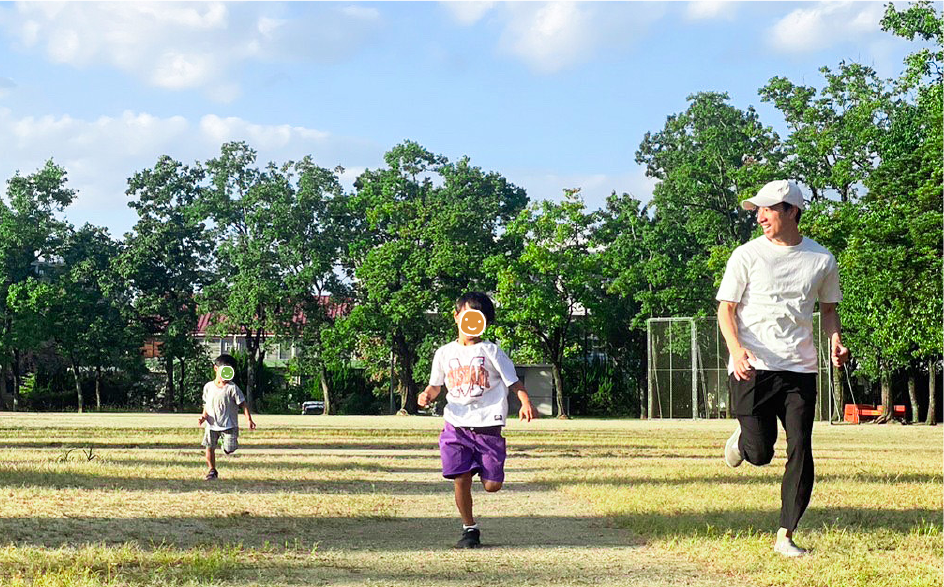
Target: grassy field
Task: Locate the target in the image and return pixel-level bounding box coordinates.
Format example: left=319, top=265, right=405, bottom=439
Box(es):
left=0, top=413, right=939, bottom=587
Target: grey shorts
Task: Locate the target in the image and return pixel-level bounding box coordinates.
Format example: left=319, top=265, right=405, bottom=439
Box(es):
left=202, top=427, right=239, bottom=453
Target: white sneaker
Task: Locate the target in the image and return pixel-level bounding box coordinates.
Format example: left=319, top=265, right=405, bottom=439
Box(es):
left=724, top=425, right=743, bottom=468
left=774, top=538, right=808, bottom=557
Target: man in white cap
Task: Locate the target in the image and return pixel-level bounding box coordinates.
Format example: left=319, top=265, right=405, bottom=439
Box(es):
left=716, top=179, right=849, bottom=557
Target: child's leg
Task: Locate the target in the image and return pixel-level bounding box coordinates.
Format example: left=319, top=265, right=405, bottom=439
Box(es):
left=201, top=428, right=218, bottom=472
left=453, top=472, right=475, bottom=526
left=474, top=427, right=506, bottom=493
left=221, top=428, right=238, bottom=455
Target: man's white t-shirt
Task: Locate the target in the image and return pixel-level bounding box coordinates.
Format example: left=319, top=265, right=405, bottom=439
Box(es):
left=202, top=381, right=246, bottom=431
left=716, top=236, right=842, bottom=374
left=429, top=340, right=519, bottom=428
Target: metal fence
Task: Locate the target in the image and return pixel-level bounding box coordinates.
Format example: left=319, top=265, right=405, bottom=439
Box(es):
left=646, top=315, right=834, bottom=420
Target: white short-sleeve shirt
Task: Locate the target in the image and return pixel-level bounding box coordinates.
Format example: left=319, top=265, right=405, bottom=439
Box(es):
left=429, top=340, right=519, bottom=428
left=716, top=236, right=841, bottom=373
left=202, top=381, right=246, bottom=431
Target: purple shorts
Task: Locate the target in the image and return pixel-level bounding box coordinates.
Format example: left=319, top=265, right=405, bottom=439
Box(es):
left=439, top=421, right=507, bottom=483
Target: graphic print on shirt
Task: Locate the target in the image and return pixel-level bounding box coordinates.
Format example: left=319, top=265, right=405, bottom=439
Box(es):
left=446, top=356, right=490, bottom=398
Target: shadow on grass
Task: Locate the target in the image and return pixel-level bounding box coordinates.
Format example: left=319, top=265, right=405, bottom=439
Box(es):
left=0, top=513, right=638, bottom=551
left=99, top=458, right=453, bottom=475
left=105, top=457, right=547, bottom=474
left=0, top=505, right=936, bottom=553
left=539, top=471, right=942, bottom=486
left=609, top=505, right=942, bottom=539
left=0, top=469, right=466, bottom=494
left=0, top=466, right=937, bottom=494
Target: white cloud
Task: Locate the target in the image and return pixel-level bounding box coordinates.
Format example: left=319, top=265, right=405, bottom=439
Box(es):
left=151, top=52, right=214, bottom=90
left=1, top=2, right=382, bottom=102
left=439, top=0, right=666, bottom=73
left=442, top=1, right=496, bottom=26
left=769, top=2, right=885, bottom=54
left=0, top=108, right=381, bottom=235
left=340, top=5, right=380, bottom=21
left=512, top=167, right=657, bottom=211
left=198, top=115, right=333, bottom=151
left=685, top=1, right=736, bottom=21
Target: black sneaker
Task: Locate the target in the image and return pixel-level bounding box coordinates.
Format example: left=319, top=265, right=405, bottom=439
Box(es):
left=205, top=469, right=218, bottom=481
left=456, top=527, right=481, bottom=549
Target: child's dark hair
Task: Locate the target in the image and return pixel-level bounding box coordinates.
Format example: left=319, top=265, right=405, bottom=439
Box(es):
left=455, top=292, right=496, bottom=325
left=214, top=354, right=237, bottom=369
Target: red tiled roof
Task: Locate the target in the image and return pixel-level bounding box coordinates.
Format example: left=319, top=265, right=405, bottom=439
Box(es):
left=195, top=296, right=351, bottom=335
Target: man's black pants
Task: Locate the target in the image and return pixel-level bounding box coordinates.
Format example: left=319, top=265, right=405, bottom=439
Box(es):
left=730, top=370, right=817, bottom=531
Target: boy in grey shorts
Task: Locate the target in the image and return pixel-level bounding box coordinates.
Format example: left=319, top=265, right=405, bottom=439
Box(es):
left=197, top=354, right=255, bottom=480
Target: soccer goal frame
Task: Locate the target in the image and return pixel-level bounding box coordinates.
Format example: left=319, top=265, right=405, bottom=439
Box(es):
left=646, top=315, right=835, bottom=420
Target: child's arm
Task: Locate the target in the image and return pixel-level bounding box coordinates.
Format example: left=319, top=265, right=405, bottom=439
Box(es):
left=509, top=381, right=536, bottom=422
left=417, top=385, right=441, bottom=408
left=197, top=408, right=208, bottom=426
left=239, top=402, right=256, bottom=430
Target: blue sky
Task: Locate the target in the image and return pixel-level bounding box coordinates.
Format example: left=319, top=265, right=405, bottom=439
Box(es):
left=0, top=1, right=920, bottom=237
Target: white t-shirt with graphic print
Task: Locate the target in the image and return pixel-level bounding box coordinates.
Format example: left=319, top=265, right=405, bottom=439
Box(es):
left=716, top=235, right=842, bottom=374
left=429, top=340, right=519, bottom=428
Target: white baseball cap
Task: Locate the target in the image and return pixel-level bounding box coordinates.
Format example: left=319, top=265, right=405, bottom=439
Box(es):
left=741, top=180, right=806, bottom=211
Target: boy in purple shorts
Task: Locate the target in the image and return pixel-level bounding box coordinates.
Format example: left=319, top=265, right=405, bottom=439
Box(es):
left=418, top=292, right=536, bottom=549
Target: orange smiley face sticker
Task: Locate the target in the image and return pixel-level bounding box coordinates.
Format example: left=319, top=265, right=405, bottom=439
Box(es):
left=458, top=309, right=487, bottom=337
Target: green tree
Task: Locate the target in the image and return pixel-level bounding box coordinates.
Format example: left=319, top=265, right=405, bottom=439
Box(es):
left=339, top=141, right=527, bottom=414
left=881, top=0, right=943, bottom=90
left=0, top=161, right=75, bottom=409
left=116, top=156, right=210, bottom=410
left=759, top=62, right=891, bottom=202
left=591, top=191, right=657, bottom=416
left=871, top=0, right=943, bottom=424
left=7, top=225, right=137, bottom=412
left=833, top=202, right=916, bottom=420
left=66, top=225, right=144, bottom=410
left=635, top=92, right=783, bottom=318
left=200, top=142, right=297, bottom=412
left=488, top=189, right=602, bottom=418
left=270, top=158, right=348, bottom=415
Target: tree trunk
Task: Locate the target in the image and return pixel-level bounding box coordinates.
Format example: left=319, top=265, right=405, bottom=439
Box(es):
left=95, top=366, right=102, bottom=411
left=907, top=373, right=919, bottom=424
left=244, top=329, right=266, bottom=413
left=178, top=358, right=186, bottom=411
left=0, top=362, right=12, bottom=411
left=874, top=371, right=893, bottom=424
left=247, top=354, right=258, bottom=413
left=832, top=366, right=844, bottom=422
left=927, top=360, right=938, bottom=426
left=318, top=363, right=332, bottom=415
left=551, top=362, right=568, bottom=419
left=163, top=355, right=175, bottom=411
left=393, top=333, right=417, bottom=414
left=71, top=356, right=84, bottom=414
left=12, top=349, right=21, bottom=411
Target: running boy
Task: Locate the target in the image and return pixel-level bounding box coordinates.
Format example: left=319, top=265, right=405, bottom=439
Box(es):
left=418, top=292, right=536, bottom=548
left=197, top=354, right=256, bottom=480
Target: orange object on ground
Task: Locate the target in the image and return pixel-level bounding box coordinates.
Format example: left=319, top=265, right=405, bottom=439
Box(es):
left=844, top=403, right=907, bottom=424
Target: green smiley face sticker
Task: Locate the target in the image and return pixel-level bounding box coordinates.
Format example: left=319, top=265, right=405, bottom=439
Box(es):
left=219, top=365, right=235, bottom=381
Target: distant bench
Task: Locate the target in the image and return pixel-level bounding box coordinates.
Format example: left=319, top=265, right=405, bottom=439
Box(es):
left=844, top=403, right=906, bottom=424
